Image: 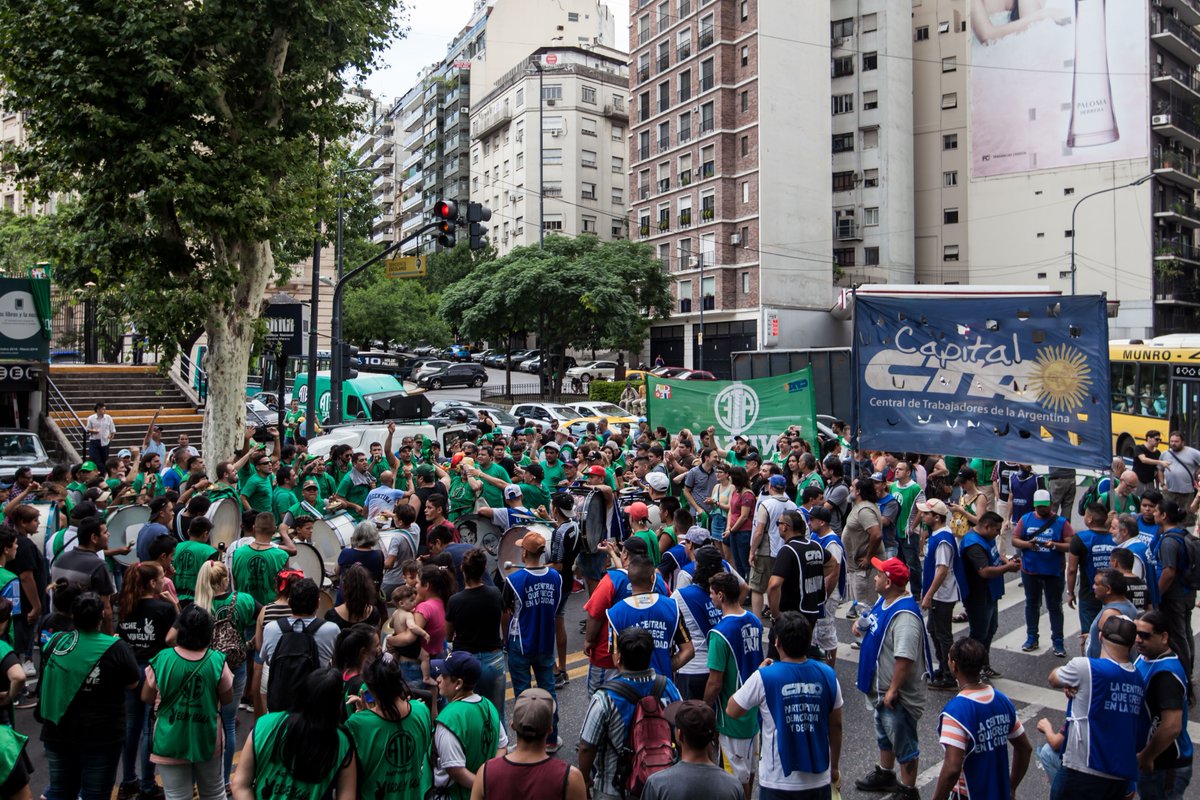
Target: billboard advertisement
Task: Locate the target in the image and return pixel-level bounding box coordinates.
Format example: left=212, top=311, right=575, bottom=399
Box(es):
left=970, top=0, right=1148, bottom=178
left=853, top=295, right=1111, bottom=469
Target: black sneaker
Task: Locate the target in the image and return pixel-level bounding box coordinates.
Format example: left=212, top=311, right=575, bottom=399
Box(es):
left=855, top=765, right=901, bottom=793
left=981, top=666, right=1002, bottom=681
left=929, top=674, right=958, bottom=691
left=882, top=784, right=920, bottom=800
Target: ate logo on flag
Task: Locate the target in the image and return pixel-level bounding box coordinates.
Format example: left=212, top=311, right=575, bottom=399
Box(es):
left=654, top=385, right=672, bottom=400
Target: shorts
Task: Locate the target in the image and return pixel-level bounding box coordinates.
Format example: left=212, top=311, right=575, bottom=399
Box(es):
left=587, top=664, right=617, bottom=694
left=748, top=555, right=775, bottom=593
left=873, top=702, right=920, bottom=764
left=578, top=550, right=609, bottom=582
left=813, top=616, right=839, bottom=653
left=719, top=733, right=758, bottom=785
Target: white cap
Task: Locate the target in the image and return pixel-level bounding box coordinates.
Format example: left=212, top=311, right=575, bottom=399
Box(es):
left=645, top=472, right=670, bottom=493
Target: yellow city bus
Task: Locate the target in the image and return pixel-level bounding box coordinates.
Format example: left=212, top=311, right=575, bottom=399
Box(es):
left=1110, top=335, right=1200, bottom=458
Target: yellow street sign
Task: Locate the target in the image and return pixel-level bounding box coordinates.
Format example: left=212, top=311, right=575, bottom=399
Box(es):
left=385, top=255, right=426, bottom=279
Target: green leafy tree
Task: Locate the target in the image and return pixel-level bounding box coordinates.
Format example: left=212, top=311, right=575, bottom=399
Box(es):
left=423, top=240, right=496, bottom=295
left=343, top=270, right=450, bottom=349
left=0, top=0, right=401, bottom=461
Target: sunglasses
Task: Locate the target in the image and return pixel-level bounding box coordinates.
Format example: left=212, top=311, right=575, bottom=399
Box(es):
left=1134, top=630, right=1156, bottom=639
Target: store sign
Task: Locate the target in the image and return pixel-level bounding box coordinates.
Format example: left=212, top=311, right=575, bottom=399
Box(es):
left=0, top=279, right=48, bottom=362
left=0, top=363, right=40, bottom=390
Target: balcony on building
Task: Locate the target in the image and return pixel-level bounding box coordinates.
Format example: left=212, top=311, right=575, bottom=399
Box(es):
left=1153, top=109, right=1200, bottom=151
left=1155, top=196, right=1200, bottom=227
left=1156, top=236, right=1200, bottom=266
left=657, top=54, right=670, bottom=74
left=444, top=159, right=468, bottom=183
left=678, top=209, right=692, bottom=228
left=544, top=185, right=563, bottom=198
left=637, top=65, right=650, bottom=83
left=353, top=132, right=377, bottom=159
left=657, top=136, right=670, bottom=153
left=658, top=215, right=670, bottom=232
left=402, top=149, right=424, bottom=172
left=373, top=152, right=395, bottom=173
left=1162, top=0, right=1200, bottom=28
left=1152, top=13, right=1200, bottom=67
left=402, top=192, right=424, bottom=212
left=1155, top=270, right=1200, bottom=305
left=603, top=101, right=626, bottom=120
left=373, top=136, right=395, bottom=157
left=1154, top=150, right=1200, bottom=190
left=836, top=219, right=863, bottom=241
left=699, top=28, right=714, bottom=49
left=1153, top=63, right=1200, bottom=103
left=403, top=126, right=423, bottom=150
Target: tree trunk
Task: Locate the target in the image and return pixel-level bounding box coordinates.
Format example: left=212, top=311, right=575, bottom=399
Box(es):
left=202, top=240, right=276, bottom=467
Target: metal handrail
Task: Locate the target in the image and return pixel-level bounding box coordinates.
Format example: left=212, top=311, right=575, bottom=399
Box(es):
left=46, top=376, right=86, bottom=456
left=173, top=350, right=208, bottom=406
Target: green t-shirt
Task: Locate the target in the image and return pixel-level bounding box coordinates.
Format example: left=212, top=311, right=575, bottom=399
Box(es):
left=344, top=703, right=433, bottom=799
left=540, top=460, right=566, bottom=493
left=240, top=473, right=274, bottom=514
left=478, top=463, right=512, bottom=510
left=173, top=541, right=219, bottom=601
left=707, top=623, right=761, bottom=739
left=211, top=590, right=259, bottom=632
left=231, top=545, right=290, bottom=607
left=148, top=648, right=225, bottom=761
left=335, top=473, right=372, bottom=519
left=369, top=457, right=389, bottom=482
left=725, top=451, right=747, bottom=468
left=251, top=712, right=350, bottom=800
left=968, top=459, right=996, bottom=485
left=631, top=529, right=660, bottom=566
left=517, top=482, right=550, bottom=514
left=272, top=487, right=299, bottom=523
left=888, top=480, right=924, bottom=540
left=132, top=473, right=166, bottom=499
left=796, top=471, right=825, bottom=501
left=311, top=472, right=337, bottom=503
left=448, top=474, right=475, bottom=522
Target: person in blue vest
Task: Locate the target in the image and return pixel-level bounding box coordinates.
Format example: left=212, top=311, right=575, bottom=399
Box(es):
left=478, top=483, right=537, bottom=531
left=809, top=506, right=847, bottom=666
left=1112, top=514, right=1161, bottom=607
left=960, top=512, right=1020, bottom=679
left=918, top=499, right=966, bottom=691
left=671, top=547, right=724, bottom=702
left=1152, top=501, right=1197, bottom=675
left=931, top=637, right=1032, bottom=800
left=853, top=557, right=934, bottom=800
left=606, top=556, right=694, bottom=682
left=727, top=610, right=842, bottom=800
left=1004, top=464, right=1043, bottom=533
left=1012, top=489, right=1073, bottom=657
left=501, top=529, right=565, bottom=753
left=660, top=527, right=705, bottom=592
left=1047, top=615, right=1146, bottom=800
left=1067, top=503, right=1117, bottom=637
left=1136, top=490, right=1163, bottom=540
left=702, top=571, right=764, bottom=799
left=1133, top=609, right=1194, bottom=800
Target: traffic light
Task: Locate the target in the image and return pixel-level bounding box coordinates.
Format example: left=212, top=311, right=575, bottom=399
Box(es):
left=466, top=202, right=492, bottom=251
left=342, top=342, right=361, bottom=380
left=434, top=199, right=459, bottom=248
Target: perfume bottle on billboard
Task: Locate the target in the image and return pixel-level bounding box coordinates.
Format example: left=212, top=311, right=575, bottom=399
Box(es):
left=1067, top=0, right=1119, bottom=147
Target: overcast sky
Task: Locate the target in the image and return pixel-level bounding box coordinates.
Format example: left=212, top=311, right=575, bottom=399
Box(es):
left=365, top=0, right=631, bottom=101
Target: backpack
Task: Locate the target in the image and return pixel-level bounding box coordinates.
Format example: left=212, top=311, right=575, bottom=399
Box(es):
left=267, top=618, right=325, bottom=712
left=211, top=593, right=247, bottom=669
left=601, top=676, right=675, bottom=798
left=1161, top=529, right=1200, bottom=591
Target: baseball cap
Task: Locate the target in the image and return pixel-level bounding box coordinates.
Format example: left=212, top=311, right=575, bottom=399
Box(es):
left=869, top=471, right=887, bottom=482
left=627, top=501, right=649, bottom=521
left=563, top=459, right=578, bottom=468
left=585, top=450, right=601, bottom=461
left=503, top=484, right=523, bottom=501
left=517, top=530, right=546, bottom=553
left=430, top=650, right=482, bottom=683
left=808, top=506, right=832, bottom=523
left=1033, top=489, right=1052, bottom=507
left=645, top=472, right=670, bottom=493
left=542, top=441, right=560, bottom=451
left=511, top=688, right=556, bottom=739
left=302, top=481, right=319, bottom=490
left=684, top=526, right=710, bottom=545
left=871, top=556, right=910, bottom=585
left=1101, top=615, right=1136, bottom=648
left=414, top=464, right=435, bottom=479
left=117, top=448, right=132, bottom=458
left=587, top=465, right=606, bottom=478
left=450, top=452, right=465, bottom=467
left=604, top=440, right=620, bottom=451
left=768, top=474, right=787, bottom=489
left=916, top=498, right=950, bottom=517
left=153, top=424, right=164, bottom=432
left=80, top=461, right=98, bottom=472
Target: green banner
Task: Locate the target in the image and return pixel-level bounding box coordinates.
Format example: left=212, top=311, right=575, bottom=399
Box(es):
left=646, top=368, right=818, bottom=455
left=26, top=263, right=51, bottom=342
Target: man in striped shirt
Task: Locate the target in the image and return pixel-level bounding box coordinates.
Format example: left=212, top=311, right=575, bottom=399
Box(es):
left=932, top=638, right=1032, bottom=800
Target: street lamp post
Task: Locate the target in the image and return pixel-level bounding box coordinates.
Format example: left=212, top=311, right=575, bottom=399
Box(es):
left=329, top=165, right=379, bottom=424
left=697, top=252, right=704, bottom=373
left=1070, top=173, right=1154, bottom=295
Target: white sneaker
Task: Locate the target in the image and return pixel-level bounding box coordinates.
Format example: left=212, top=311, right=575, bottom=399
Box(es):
left=21, top=660, right=35, bottom=679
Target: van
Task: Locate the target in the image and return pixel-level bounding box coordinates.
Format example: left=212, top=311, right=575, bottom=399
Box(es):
left=305, top=421, right=471, bottom=459
left=292, top=371, right=428, bottom=426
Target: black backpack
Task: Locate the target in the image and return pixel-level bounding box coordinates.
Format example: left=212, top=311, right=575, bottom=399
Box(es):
left=267, top=618, right=325, bottom=712
left=1161, top=529, right=1200, bottom=591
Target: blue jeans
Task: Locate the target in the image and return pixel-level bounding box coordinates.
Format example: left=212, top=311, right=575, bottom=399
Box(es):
left=897, top=537, right=922, bottom=598
left=1037, top=742, right=1062, bottom=786
left=709, top=511, right=728, bottom=543
left=122, top=673, right=154, bottom=791
left=509, top=647, right=557, bottom=738
left=728, top=529, right=752, bottom=579
left=472, top=649, right=507, bottom=730
left=45, top=740, right=123, bottom=800
left=1022, top=572, right=1065, bottom=646
left=873, top=702, right=920, bottom=764
left=1139, top=763, right=1193, bottom=800
left=587, top=664, right=617, bottom=694
left=220, top=661, right=248, bottom=784
left=1050, top=766, right=1128, bottom=800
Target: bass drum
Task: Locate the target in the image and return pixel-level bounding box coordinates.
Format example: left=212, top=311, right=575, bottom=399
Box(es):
left=290, top=541, right=325, bottom=583
left=577, top=491, right=608, bottom=553
left=206, top=498, right=241, bottom=549
left=318, top=589, right=335, bottom=617
left=496, top=523, right=556, bottom=582
left=455, top=514, right=503, bottom=578
left=312, top=512, right=355, bottom=566
left=107, top=504, right=152, bottom=567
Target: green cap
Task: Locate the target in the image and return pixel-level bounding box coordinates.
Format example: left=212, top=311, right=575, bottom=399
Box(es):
left=80, top=461, right=98, bottom=472
left=414, top=464, right=436, bottom=479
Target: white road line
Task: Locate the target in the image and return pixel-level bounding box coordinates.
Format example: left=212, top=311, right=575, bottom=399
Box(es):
left=990, top=609, right=1082, bottom=655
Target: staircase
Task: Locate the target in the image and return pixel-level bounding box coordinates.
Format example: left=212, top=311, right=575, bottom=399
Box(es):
left=48, top=365, right=204, bottom=456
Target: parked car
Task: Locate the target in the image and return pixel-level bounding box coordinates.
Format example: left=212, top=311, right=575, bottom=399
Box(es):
left=430, top=401, right=520, bottom=434
left=569, top=401, right=637, bottom=424
left=676, top=370, right=717, bottom=380
left=442, top=344, right=472, bottom=362
left=399, top=355, right=441, bottom=380
left=497, top=349, right=534, bottom=368
left=412, top=359, right=451, bottom=382
left=623, top=369, right=652, bottom=383
left=651, top=366, right=688, bottom=378
left=523, top=354, right=577, bottom=374
left=509, top=401, right=581, bottom=426
left=412, top=345, right=439, bottom=356
left=565, top=360, right=619, bottom=383
left=516, top=349, right=544, bottom=372
left=0, top=430, right=54, bottom=481
left=417, top=363, right=487, bottom=390
left=471, top=348, right=495, bottom=363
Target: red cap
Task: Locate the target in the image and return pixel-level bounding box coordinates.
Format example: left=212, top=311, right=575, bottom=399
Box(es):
left=587, top=465, right=606, bottom=478
left=627, top=501, right=649, bottom=520
left=450, top=452, right=465, bottom=467
left=871, top=556, right=910, bottom=585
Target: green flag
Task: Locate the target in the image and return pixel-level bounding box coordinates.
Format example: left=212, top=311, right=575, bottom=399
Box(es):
left=26, top=263, right=52, bottom=341
left=646, top=368, right=819, bottom=456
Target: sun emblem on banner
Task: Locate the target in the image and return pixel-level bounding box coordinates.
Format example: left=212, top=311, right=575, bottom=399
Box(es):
left=1028, top=344, right=1091, bottom=413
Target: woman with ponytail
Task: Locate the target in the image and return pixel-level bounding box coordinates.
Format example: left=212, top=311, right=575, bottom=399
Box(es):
left=345, top=655, right=432, bottom=799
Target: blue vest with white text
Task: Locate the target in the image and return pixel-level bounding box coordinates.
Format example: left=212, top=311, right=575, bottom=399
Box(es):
left=504, top=567, right=562, bottom=655
left=814, top=530, right=847, bottom=603
left=677, top=584, right=721, bottom=641
left=938, top=689, right=1018, bottom=800
left=1017, top=512, right=1066, bottom=576
left=1135, top=653, right=1194, bottom=763
left=1120, top=539, right=1161, bottom=606
left=1065, top=658, right=1144, bottom=780
left=1008, top=472, right=1039, bottom=520
left=607, top=593, right=680, bottom=678
left=855, top=595, right=932, bottom=694
left=760, top=659, right=838, bottom=776
left=1074, top=529, right=1116, bottom=586
left=607, top=568, right=669, bottom=601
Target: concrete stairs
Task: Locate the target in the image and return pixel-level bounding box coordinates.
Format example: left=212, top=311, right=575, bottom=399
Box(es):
left=48, top=365, right=204, bottom=454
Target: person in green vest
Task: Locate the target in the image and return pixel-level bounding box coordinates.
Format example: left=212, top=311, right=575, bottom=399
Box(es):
left=345, top=654, right=433, bottom=800
left=795, top=453, right=825, bottom=501
left=285, top=482, right=325, bottom=525
left=39, top=592, right=141, bottom=800
left=430, top=650, right=505, bottom=800
left=0, top=724, right=29, bottom=800
left=473, top=448, right=512, bottom=510
left=173, top=517, right=219, bottom=605
left=231, top=666, right=356, bottom=799
left=132, top=452, right=165, bottom=502
left=271, top=466, right=300, bottom=524
left=142, top=605, right=234, bottom=799
left=230, top=514, right=295, bottom=608
left=333, top=452, right=377, bottom=521
left=205, top=461, right=242, bottom=506
left=239, top=454, right=275, bottom=515
left=516, top=463, right=551, bottom=515
left=447, top=453, right=480, bottom=523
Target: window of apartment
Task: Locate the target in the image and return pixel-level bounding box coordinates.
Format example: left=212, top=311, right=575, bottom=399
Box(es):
left=542, top=115, right=564, bottom=133
left=915, top=26, right=929, bottom=41
left=862, top=51, right=878, bottom=71
left=544, top=213, right=564, bottom=231
left=613, top=124, right=625, bottom=141
left=639, top=91, right=651, bottom=121
left=864, top=207, right=879, bottom=226
left=473, top=149, right=480, bottom=164
left=658, top=82, right=671, bottom=112
left=658, top=243, right=671, bottom=265
left=863, top=91, right=878, bottom=110
left=832, top=94, right=854, bottom=115
left=701, top=101, right=714, bottom=132
left=638, top=52, right=651, bottom=81
left=612, top=155, right=624, bottom=172
left=944, top=170, right=958, bottom=186
left=658, top=161, right=671, bottom=191
left=581, top=117, right=597, bottom=137
left=516, top=152, right=524, bottom=169
left=677, top=28, right=692, bottom=59
left=862, top=128, right=879, bottom=149
left=516, top=88, right=525, bottom=107
left=544, top=180, right=563, bottom=197
left=938, top=20, right=950, bottom=33
left=701, top=190, right=715, bottom=220
left=657, top=40, right=670, bottom=72
left=943, top=133, right=958, bottom=150
left=679, top=280, right=692, bottom=301
left=638, top=130, right=651, bottom=160
left=741, top=135, right=748, bottom=156
left=863, top=168, right=879, bottom=187
left=472, top=176, right=479, bottom=190
left=543, top=148, right=563, bottom=165
left=582, top=181, right=598, bottom=200
left=944, top=244, right=960, bottom=261
left=657, top=121, right=670, bottom=150
left=700, top=13, right=714, bottom=46
left=679, top=110, right=692, bottom=142
left=701, top=275, right=715, bottom=298
left=742, top=271, right=750, bottom=293
left=832, top=171, right=855, bottom=192
left=832, top=56, right=854, bottom=77
left=739, top=180, right=749, bottom=203
left=944, top=208, right=959, bottom=224
left=942, top=56, right=957, bottom=73
left=678, top=69, right=693, bottom=105
left=832, top=133, right=854, bottom=153
left=581, top=149, right=597, bottom=168
left=657, top=0, right=669, bottom=32
left=834, top=248, right=855, bottom=267
left=862, top=13, right=877, bottom=33
left=515, top=120, right=524, bottom=141
left=700, top=58, right=714, bottom=91
left=741, top=46, right=749, bottom=67
left=740, top=1, right=748, bottom=21
left=639, top=14, right=651, bottom=45
left=483, top=139, right=491, bottom=155
left=503, top=159, right=510, bottom=176
left=831, top=18, right=854, bottom=39
left=542, top=84, right=563, bottom=101
left=582, top=85, right=597, bottom=104
left=863, top=247, right=880, bottom=266
left=941, top=93, right=958, bottom=109
left=740, top=91, right=749, bottom=112
left=701, top=144, right=715, bottom=178
left=658, top=202, right=671, bottom=229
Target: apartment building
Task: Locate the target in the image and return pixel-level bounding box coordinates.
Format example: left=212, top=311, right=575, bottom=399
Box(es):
left=470, top=46, right=629, bottom=253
